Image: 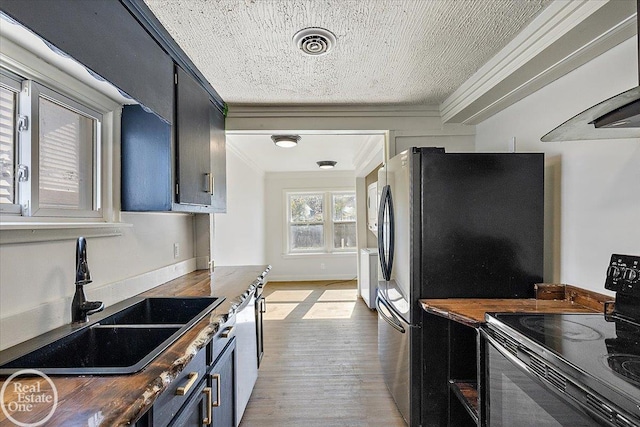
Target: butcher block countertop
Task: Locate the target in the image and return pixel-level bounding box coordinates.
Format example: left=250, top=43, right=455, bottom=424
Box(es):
left=0, top=265, right=270, bottom=427
left=420, top=284, right=612, bottom=328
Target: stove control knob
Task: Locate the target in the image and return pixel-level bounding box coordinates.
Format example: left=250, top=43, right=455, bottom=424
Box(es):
left=607, top=266, right=621, bottom=278
left=622, top=268, right=638, bottom=282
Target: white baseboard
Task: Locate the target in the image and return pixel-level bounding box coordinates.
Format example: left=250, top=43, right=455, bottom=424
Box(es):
left=267, top=274, right=357, bottom=282
left=0, top=258, right=197, bottom=351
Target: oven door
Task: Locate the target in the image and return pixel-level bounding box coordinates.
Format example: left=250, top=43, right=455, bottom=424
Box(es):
left=483, top=331, right=601, bottom=426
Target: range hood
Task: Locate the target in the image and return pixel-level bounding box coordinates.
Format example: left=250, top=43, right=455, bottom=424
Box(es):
left=541, top=1, right=640, bottom=142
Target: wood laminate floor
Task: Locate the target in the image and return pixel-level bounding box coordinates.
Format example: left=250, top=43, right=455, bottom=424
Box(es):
left=240, top=280, right=406, bottom=427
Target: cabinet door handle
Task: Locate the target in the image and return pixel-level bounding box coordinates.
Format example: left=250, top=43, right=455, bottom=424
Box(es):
left=203, top=387, right=212, bottom=425
left=220, top=326, right=234, bottom=338
left=260, top=298, right=266, bottom=313
left=204, top=173, right=215, bottom=195
left=211, top=373, right=221, bottom=407
left=176, top=372, right=198, bottom=396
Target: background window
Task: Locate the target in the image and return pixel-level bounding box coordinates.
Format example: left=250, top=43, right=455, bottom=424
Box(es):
left=287, top=191, right=356, bottom=254
left=288, top=193, right=324, bottom=251
left=332, top=193, right=356, bottom=250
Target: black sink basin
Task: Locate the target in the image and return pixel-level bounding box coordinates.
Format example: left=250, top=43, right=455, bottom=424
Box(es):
left=0, top=296, right=224, bottom=375
left=0, top=326, right=180, bottom=374
left=99, top=297, right=219, bottom=325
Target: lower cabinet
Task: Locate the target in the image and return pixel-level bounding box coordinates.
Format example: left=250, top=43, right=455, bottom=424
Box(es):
left=135, top=319, right=238, bottom=427
left=168, top=380, right=211, bottom=427
left=168, top=337, right=236, bottom=427
left=210, top=337, right=236, bottom=427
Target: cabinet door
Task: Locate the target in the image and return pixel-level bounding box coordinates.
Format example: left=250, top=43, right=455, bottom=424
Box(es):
left=168, top=380, right=211, bottom=427
left=121, top=105, right=172, bottom=211
left=176, top=66, right=212, bottom=206
left=210, top=338, right=236, bottom=427
left=209, top=103, right=227, bottom=212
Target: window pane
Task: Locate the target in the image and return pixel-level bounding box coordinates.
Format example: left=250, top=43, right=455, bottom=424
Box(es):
left=39, top=97, right=94, bottom=209
left=333, top=222, right=356, bottom=249
left=0, top=86, right=16, bottom=204
left=333, top=193, right=356, bottom=221
left=290, top=224, right=324, bottom=250
left=290, top=194, right=323, bottom=223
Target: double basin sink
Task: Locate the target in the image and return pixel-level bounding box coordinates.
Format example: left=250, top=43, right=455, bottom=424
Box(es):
left=0, top=296, right=223, bottom=375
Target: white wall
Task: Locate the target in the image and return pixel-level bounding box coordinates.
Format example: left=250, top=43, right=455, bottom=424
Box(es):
left=475, top=36, right=640, bottom=294
left=213, top=147, right=266, bottom=266
left=265, top=171, right=358, bottom=281
left=0, top=213, right=196, bottom=350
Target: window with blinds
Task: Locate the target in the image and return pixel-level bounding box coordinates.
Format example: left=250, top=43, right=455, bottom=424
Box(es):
left=38, top=97, right=94, bottom=210
left=0, top=85, right=17, bottom=207
left=0, top=71, right=101, bottom=218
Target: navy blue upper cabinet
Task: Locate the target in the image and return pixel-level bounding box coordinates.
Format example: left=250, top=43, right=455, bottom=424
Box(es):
left=1, top=0, right=174, bottom=123
left=120, top=68, right=227, bottom=213
left=121, top=106, right=172, bottom=211
left=175, top=66, right=227, bottom=213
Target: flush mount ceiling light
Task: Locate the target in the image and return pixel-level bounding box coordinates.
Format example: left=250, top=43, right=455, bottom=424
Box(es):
left=317, top=160, right=337, bottom=169
left=293, top=27, right=336, bottom=56
left=271, top=134, right=301, bottom=148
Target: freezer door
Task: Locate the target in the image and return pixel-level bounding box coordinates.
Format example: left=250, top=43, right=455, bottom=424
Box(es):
left=377, top=292, right=410, bottom=424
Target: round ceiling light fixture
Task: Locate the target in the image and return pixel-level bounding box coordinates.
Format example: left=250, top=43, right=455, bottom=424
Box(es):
left=317, top=160, right=337, bottom=169
left=271, top=134, right=301, bottom=148
left=293, top=27, right=336, bottom=56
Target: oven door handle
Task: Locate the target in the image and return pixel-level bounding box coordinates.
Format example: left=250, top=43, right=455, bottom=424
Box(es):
left=376, top=295, right=405, bottom=333
left=482, top=330, right=533, bottom=374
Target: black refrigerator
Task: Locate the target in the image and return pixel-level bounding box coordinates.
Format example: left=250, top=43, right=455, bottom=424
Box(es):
left=376, top=148, right=544, bottom=426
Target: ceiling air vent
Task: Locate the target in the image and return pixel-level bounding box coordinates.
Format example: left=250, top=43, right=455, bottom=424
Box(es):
left=293, top=27, right=336, bottom=56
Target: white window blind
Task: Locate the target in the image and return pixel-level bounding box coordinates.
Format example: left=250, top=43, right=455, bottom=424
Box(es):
left=0, top=85, right=16, bottom=206
left=38, top=97, right=93, bottom=209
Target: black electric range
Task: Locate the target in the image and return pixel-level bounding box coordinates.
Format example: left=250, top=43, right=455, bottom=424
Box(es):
left=483, top=254, right=640, bottom=427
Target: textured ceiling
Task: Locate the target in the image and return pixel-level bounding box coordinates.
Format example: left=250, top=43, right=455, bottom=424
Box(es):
left=144, top=0, right=552, bottom=106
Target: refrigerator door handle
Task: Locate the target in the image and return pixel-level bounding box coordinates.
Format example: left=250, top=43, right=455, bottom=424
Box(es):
left=377, top=184, right=394, bottom=281
left=376, top=294, right=406, bottom=333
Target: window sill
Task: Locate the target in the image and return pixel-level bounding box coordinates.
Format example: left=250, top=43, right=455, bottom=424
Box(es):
left=0, top=222, right=133, bottom=244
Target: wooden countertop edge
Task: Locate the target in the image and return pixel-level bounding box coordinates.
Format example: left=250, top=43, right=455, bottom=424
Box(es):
left=420, top=284, right=611, bottom=327
left=0, top=265, right=271, bottom=427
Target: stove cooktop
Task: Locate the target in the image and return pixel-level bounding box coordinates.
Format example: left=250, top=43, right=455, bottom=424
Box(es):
left=491, top=313, right=640, bottom=416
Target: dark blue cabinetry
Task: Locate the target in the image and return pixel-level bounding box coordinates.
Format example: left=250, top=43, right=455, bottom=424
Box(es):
left=1, top=0, right=174, bottom=123
left=121, top=105, right=172, bottom=211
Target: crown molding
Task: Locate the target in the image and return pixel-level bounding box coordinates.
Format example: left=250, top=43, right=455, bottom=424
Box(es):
left=227, top=104, right=440, bottom=118
left=441, top=0, right=637, bottom=125
left=353, top=135, right=384, bottom=177
left=226, top=140, right=266, bottom=176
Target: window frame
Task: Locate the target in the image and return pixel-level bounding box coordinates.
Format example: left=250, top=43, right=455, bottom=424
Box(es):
left=285, top=190, right=357, bottom=255
left=23, top=80, right=103, bottom=218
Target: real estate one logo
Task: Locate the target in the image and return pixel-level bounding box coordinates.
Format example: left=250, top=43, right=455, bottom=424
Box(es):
left=0, top=369, right=58, bottom=427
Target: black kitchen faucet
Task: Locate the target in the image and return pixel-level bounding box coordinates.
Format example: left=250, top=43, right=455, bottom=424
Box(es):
left=71, top=237, right=104, bottom=323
